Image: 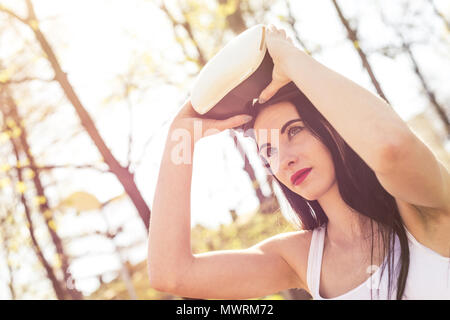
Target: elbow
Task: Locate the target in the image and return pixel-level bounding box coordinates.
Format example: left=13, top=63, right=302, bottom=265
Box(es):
left=147, top=242, right=194, bottom=294
left=147, top=254, right=193, bottom=294
left=147, top=265, right=179, bottom=293
left=375, top=131, right=413, bottom=174
left=147, top=254, right=179, bottom=293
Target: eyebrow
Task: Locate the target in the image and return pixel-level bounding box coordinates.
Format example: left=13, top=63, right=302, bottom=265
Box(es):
left=259, top=118, right=303, bottom=151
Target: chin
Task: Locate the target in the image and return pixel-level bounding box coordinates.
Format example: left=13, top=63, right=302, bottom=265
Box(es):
left=297, top=191, right=319, bottom=202
left=292, top=177, right=336, bottom=201
left=288, top=184, right=318, bottom=201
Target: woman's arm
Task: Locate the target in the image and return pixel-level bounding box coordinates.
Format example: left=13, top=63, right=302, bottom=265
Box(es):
left=280, top=48, right=449, bottom=213
left=259, top=24, right=449, bottom=214
left=282, top=49, right=409, bottom=174
left=147, top=100, right=304, bottom=298
left=147, top=122, right=195, bottom=290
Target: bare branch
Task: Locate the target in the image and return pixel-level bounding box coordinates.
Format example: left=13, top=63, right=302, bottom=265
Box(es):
left=4, top=76, right=55, bottom=84
left=23, top=163, right=109, bottom=173
left=283, top=0, right=318, bottom=55
left=159, top=1, right=207, bottom=67
left=428, top=0, right=450, bottom=31
left=331, top=0, right=390, bottom=104
left=0, top=5, right=29, bottom=24
left=378, top=6, right=450, bottom=137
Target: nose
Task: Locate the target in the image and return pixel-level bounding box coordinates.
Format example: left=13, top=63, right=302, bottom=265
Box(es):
left=281, top=152, right=298, bottom=169
left=271, top=148, right=298, bottom=174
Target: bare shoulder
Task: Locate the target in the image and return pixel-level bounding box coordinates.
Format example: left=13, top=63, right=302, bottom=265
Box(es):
left=254, top=229, right=313, bottom=290
left=255, top=230, right=312, bottom=255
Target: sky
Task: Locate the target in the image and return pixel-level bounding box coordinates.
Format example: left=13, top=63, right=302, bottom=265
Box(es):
left=0, top=0, right=449, bottom=298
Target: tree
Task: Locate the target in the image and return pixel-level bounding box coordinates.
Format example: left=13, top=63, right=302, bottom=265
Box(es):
left=1, top=113, right=67, bottom=299
left=331, top=0, right=390, bottom=104
left=0, top=0, right=151, bottom=230
left=377, top=1, right=450, bottom=137
left=0, top=209, right=18, bottom=299
left=0, top=86, right=83, bottom=299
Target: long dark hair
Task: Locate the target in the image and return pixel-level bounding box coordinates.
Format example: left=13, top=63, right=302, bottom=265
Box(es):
left=241, top=87, right=409, bottom=299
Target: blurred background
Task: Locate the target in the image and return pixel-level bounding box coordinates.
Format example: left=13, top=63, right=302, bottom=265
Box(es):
left=0, top=0, right=448, bottom=300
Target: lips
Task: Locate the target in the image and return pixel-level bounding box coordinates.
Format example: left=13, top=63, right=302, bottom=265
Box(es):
left=290, top=168, right=312, bottom=185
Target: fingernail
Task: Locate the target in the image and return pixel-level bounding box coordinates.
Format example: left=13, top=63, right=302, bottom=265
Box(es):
left=258, top=97, right=266, bottom=104
left=243, top=115, right=253, bottom=122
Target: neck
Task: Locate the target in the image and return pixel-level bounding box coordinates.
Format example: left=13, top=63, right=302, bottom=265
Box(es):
left=317, top=182, right=373, bottom=247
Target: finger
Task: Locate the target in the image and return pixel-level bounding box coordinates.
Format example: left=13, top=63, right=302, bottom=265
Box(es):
left=211, top=114, right=253, bottom=132
left=271, top=25, right=285, bottom=34
left=258, top=80, right=283, bottom=103
left=267, top=24, right=277, bottom=32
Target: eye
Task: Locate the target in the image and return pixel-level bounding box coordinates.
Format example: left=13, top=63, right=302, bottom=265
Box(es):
left=288, top=126, right=303, bottom=138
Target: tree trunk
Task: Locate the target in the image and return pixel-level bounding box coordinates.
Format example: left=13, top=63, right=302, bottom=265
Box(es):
left=6, top=122, right=67, bottom=299
left=23, top=0, right=151, bottom=230
left=331, top=0, right=390, bottom=104
left=0, top=216, right=17, bottom=300
left=402, top=41, right=449, bottom=137
left=2, top=91, right=83, bottom=299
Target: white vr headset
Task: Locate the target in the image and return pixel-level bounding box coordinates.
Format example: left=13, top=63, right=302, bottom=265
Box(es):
left=190, top=24, right=299, bottom=126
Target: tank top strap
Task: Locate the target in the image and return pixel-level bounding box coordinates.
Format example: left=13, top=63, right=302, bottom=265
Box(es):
left=306, top=224, right=327, bottom=296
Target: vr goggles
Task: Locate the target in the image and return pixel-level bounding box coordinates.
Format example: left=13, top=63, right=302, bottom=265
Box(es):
left=190, top=24, right=299, bottom=131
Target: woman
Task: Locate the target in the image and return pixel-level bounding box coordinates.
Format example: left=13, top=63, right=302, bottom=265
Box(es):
left=148, top=25, right=450, bottom=299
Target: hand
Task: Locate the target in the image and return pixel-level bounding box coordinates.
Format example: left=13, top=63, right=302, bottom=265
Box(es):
left=258, top=24, right=299, bottom=103
left=171, top=98, right=253, bottom=143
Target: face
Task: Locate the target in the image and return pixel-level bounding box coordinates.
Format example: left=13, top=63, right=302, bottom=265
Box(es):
left=253, top=101, right=336, bottom=201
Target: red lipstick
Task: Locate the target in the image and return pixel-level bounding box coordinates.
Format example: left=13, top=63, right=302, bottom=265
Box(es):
left=291, top=168, right=312, bottom=185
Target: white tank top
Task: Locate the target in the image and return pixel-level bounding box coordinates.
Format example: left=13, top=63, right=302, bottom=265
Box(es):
left=306, top=223, right=450, bottom=300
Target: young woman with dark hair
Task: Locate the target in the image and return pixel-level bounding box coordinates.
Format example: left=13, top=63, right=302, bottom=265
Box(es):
left=148, top=25, right=450, bottom=299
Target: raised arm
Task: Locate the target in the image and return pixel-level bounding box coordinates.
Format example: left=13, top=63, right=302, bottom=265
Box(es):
left=258, top=25, right=449, bottom=216
left=172, top=232, right=305, bottom=299
left=147, top=100, right=304, bottom=299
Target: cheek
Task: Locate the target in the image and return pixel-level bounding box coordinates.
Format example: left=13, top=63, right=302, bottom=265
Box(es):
left=307, top=134, right=332, bottom=164
left=296, top=139, right=336, bottom=186
left=316, top=142, right=336, bottom=181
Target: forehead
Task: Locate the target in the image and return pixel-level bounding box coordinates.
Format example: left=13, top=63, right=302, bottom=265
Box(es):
left=253, top=101, right=300, bottom=142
